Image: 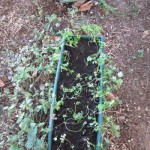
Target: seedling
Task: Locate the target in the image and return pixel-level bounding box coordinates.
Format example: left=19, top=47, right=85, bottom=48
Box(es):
left=132, top=49, right=144, bottom=59
left=82, top=24, right=102, bottom=38
left=99, top=0, right=116, bottom=15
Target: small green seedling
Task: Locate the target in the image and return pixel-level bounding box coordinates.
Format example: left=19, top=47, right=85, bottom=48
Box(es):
left=82, top=24, right=102, bottom=37
left=132, top=49, right=144, bottom=59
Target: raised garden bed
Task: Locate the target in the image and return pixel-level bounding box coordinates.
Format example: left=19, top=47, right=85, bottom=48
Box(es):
left=48, top=36, right=104, bottom=150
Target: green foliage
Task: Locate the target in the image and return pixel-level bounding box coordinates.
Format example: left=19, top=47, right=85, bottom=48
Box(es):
left=25, top=123, right=37, bottom=149
left=62, top=83, right=82, bottom=98
left=55, top=99, right=64, bottom=111
left=45, top=14, right=58, bottom=32
left=3, top=30, right=63, bottom=149
left=59, top=30, right=81, bottom=47
left=103, top=116, right=120, bottom=138
left=73, top=112, right=84, bottom=123
left=82, top=24, right=102, bottom=36
left=2, top=24, right=123, bottom=149
left=66, top=35, right=81, bottom=47
left=99, top=0, right=115, bottom=15
left=138, top=49, right=144, bottom=58
left=68, top=6, right=78, bottom=18
left=9, top=145, right=23, bottom=150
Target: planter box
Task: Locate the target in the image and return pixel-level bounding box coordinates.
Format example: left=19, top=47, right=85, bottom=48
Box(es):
left=48, top=36, right=104, bottom=150
left=60, top=0, right=78, bottom=3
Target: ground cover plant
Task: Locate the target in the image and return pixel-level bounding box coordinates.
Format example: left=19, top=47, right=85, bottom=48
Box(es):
left=1, top=32, right=64, bottom=150
left=0, top=22, right=123, bottom=149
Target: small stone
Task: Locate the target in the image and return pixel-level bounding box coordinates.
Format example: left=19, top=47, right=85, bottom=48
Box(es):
left=137, top=106, right=141, bottom=110
left=131, top=138, right=133, bottom=141
left=128, top=140, right=131, bottom=143
left=8, top=76, right=12, bottom=80
left=55, top=23, right=60, bottom=27
left=145, top=107, right=149, bottom=111
left=12, top=83, right=16, bottom=86
left=40, top=84, right=45, bottom=90
left=95, top=2, right=99, bottom=5
left=139, top=92, right=143, bottom=95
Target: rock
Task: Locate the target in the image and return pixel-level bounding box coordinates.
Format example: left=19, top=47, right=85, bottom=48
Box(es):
left=142, top=30, right=150, bottom=38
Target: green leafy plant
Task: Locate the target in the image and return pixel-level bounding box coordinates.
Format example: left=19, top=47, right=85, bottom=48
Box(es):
left=45, top=14, right=58, bottom=32
left=2, top=24, right=123, bottom=150
left=61, top=83, right=83, bottom=100
left=99, top=0, right=115, bottom=15
left=73, top=112, right=84, bottom=123
left=82, top=24, right=102, bottom=37
left=132, top=49, right=144, bottom=59
left=3, top=30, right=63, bottom=149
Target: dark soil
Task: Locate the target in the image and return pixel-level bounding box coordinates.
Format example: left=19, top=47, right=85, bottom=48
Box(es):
left=52, top=39, right=100, bottom=150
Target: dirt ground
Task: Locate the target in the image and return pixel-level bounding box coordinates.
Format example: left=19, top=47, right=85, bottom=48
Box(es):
left=100, top=1, right=150, bottom=149
left=0, top=0, right=150, bottom=150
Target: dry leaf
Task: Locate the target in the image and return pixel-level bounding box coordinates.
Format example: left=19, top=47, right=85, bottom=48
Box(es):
left=1, top=75, right=8, bottom=82
left=32, top=70, right=38, bottom=78
left=79, top=1, right=94, bottom=12
left=74, top=0, right=86, bottom=7
left=107, top=92, right=116, bottom=100
left=0, top=80, right=5, bottom=87
left=40, top=76, right=47, bottom=82
left=51, top=36, right=61, bottom=41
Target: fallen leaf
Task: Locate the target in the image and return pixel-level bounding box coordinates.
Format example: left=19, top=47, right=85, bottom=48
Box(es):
left=1, top=75, right=8, bottom=82
left=51, top=36, right=61, bottom=41
left=79, top=1, right=94, bottom=12
left=107, top=92, right=116, bottom=100
left=40, top=76, right=49, bottom=82
left=32, top=70, right=38, bottom=78
left=0, top=80, right=5, bottom=87
left=74, top=0, right=86, bottom=7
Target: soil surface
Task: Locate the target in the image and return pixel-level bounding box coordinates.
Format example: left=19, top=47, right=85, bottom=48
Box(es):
left=0, top=0, right=150, bottom=150
left=100, top=1, right=150, bottom=149
left=52, top=39, right=99, bottom=150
